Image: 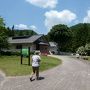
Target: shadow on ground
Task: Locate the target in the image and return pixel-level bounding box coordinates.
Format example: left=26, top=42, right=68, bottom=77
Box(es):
left=30, top=76, right=45, bottom=82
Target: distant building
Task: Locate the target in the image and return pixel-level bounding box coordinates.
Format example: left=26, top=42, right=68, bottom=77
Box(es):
left=8, top=34, right=49, bottom=54
left=49, top=42, right=58, bottom=54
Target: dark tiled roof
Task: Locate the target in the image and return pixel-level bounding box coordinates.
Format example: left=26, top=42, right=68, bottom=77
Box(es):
left=8, top=35, right=43, bottom=44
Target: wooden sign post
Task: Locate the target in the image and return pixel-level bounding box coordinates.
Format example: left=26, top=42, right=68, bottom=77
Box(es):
left=21, top=47, right=30, bottom=66
left=28, top=47, right=30, bottom=66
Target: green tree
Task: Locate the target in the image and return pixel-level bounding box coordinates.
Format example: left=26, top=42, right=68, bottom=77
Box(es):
left=48, top=24, right=71, bottom=51
left=85, top=43, right=90, bottom=55
left=13, top=29, right=37, bottom=37
left=0, top=16, right=5, bottom=27
left=70, top=23, right=90, bottom=52
left=86, top=24, right=90, bottom=43
left=76, top=46, right=86, bottom=55
left=7, top=27, right=13, bottom=37
left=0, top=27, right=8, bottom=52
left=0, top=17, right=8, bottom=53
left=11, top=25, right=15, bottom=36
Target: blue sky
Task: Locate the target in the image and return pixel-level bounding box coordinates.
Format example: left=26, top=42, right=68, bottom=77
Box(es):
left=0, top=0, right=90, bottom=34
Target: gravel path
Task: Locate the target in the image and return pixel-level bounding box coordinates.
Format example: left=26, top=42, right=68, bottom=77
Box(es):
left=0, top=55, right=90, bottom=90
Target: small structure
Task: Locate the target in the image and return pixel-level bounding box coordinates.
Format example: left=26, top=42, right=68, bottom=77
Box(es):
left=21, top=47, right=30, bottom=65
left=8, top=34, right=49, bottom=54
left=49, top=42, right=58, bottom=54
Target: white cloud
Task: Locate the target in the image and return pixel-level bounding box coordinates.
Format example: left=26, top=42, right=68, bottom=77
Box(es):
left=26, top=0, right=58, bottom=9
left=83, top=10, right=90, bottom=23
left=44, top=10, right=77, bottom=30
left=15, top=24, right=29, bottom=30
left=29, top=25, right=37, bottom=30
left=15, top=24, right=37, bottom=30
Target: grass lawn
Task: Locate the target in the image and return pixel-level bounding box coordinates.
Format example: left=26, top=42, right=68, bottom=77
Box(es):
left=88, top=56, right=90, bottom=61
left=0, top=55, right=61, bottom=76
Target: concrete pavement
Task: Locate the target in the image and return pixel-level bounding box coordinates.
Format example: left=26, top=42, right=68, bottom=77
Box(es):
left=0, top=55, right=90, bottom=90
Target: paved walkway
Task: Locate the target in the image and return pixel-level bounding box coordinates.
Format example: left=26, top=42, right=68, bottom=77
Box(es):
left=0, top=55, right=90, bottom=90
left=0, top=71, right=5, bottom=85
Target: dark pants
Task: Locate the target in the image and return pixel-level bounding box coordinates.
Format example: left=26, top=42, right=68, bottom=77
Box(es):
left=30, top=66, right=39, bottom=79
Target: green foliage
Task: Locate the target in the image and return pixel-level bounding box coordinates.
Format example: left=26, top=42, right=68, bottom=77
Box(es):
left=76, top=44, right=90, bottom=56
left=85, top=43, right=90, bottom=55
left=88, top=56, right=90, bottom=60
left=76, top=46, right=86, bottom=55
left=70, top=23, right=90, bottom=52
left=0, top=16, right=5, bottom=27
left=47, top=23, right=90, bottom=52
left=48, top=24, right=72, bottom=51
left=13, top=29, right=37, bottom=37
left=1, top=50, right=35, bottom=56
left=1, top=50, right=20, bottom=56
left=6, top=28, right=37, bottom=37
left=0, top=17, right=9, bottom=53
left=85, top=43, right=90, bottom=50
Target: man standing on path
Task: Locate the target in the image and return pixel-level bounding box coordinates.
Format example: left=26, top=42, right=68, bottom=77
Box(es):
left=30, top=51, right=41, bottom=81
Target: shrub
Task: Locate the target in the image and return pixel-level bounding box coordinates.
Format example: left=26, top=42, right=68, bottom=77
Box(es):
left=76, top=46, right=86, bottom=55
left=85, top=43, right=90, bottom=55
left=1, top=50, right=20, bottom=56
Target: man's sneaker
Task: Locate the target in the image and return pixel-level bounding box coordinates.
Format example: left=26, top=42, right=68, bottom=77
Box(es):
left=30, top=78, right=33, bottom=82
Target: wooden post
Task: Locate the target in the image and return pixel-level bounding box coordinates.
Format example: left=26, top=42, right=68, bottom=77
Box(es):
left=28, top=47, right=30, bottom=66
left=21, top=47, right=23, bottom=64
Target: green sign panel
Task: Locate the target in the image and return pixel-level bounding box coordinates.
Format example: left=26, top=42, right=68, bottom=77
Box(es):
left=22, top=48, right=29, bottom=57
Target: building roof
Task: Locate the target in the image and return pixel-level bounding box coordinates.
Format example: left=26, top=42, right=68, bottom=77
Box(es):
left=8, top=34, right=43, bottom=44
left=39, top=42, right=49, bottom=46
left=49, top=42, right=57, bottom=47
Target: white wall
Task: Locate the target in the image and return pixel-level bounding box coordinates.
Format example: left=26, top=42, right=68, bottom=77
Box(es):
left=49, top=47, right=58, bottom=54
left=9, top=43, right=36, bottom=52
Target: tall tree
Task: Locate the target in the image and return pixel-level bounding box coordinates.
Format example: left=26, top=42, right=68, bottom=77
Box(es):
left=11, top=25, right=15, bottom=36
left=48, top=24, right=71, bottom=51
left=0, top=16, right=5, bottom=27
left=70, top=23, right=90, bottom=51
left=0, top=17, right=8, bottom=53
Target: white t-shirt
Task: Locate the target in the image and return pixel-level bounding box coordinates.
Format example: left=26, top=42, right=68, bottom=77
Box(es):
left=32, top=55, right=41, bottom=67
